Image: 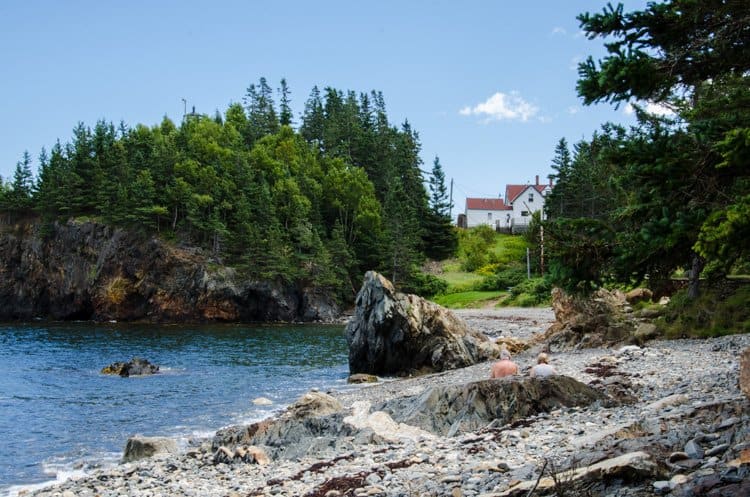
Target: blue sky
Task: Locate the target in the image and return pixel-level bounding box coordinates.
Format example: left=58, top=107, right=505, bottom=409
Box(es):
left=0, top=0, right=648, bottom=217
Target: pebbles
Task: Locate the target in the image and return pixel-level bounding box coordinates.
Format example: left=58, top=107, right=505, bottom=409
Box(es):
left=25, top=310, right=750, bottom=497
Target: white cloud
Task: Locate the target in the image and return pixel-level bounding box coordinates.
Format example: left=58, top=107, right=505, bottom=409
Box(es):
left=551, top=27, right=567, bottom=36
left=569, top=55, right=582, bottom=71
left=567, top=106, right=580, bottom=115
left=459, top=92, right=539, bottom=122
left=624, top=101, right=675, bottom=117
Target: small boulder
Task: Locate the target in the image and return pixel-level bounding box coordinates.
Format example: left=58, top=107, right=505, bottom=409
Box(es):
left=625, top=288, right=653, bottom=305
left=632, top=323, right=659, bottom=345
left=348, top=373, right=379, bottom=384
left=122, top=436, right=178, bottom=462
left=252, top=397, right=273, bottom=406
left=287, top=391, right=343, bottom=419
left=102, top=357, right=159, bottom=377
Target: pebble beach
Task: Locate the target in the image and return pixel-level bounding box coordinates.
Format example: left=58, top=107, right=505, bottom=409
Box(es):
left=21, top=308, right=750, bottom=497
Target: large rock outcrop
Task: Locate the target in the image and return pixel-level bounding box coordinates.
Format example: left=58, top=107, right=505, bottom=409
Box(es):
left=538, top=287, right=638, bottom=350
left=0, top=220, right=339, bottom=322
left=345, top=271, right=499, bottom=375
left=378, top=375, right=609, bottom=436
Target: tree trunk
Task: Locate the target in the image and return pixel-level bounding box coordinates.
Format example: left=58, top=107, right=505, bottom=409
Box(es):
left=687, top=253, right=705, bottom=299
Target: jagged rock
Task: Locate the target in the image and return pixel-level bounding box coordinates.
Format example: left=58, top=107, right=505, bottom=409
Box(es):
left=625, top=287, right=653, bottom=304
left=740, top=347, right=750, bottom=400
left=346, top=271, right=499, bottom=375
left=211, top=390, right=355, bottom=461
left=0, top=220, right=339, bottom=322
left=538, top=287, right=636, bottom=350
left=101, top=357, right=159, bottom=377
left=378, top=375, right=608, bottom=437
left=348, top=373, right=379, bottom=384
left=491, top=451, right=659, bottom=497
left=122, top=436, right=178, bottom=462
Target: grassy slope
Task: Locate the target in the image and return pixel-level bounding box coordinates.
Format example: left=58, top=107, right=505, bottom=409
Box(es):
left=432, top=231, right=529, bottom=308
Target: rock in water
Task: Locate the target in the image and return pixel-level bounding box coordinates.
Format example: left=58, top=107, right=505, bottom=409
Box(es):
left=122, top=436, right=178, bottom=462
left=740, top=347, right=750, bottom=400
left=379, top=375, right=608, bottom=436
left=101, top=357, right=159, bottom=377
left=346, top=271, right=499, bottom=375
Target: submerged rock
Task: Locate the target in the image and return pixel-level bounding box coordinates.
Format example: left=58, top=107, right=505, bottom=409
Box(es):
left=346, top=271, right=499, bottom=375
left=101, top=357, right=159, bottom=377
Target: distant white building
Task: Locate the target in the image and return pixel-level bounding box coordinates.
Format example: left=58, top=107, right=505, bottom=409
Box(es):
left=463, top=175, right=552, bottom=233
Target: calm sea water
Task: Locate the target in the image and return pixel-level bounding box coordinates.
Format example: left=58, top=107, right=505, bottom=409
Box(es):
left=0, top=322, right=350, bottom=496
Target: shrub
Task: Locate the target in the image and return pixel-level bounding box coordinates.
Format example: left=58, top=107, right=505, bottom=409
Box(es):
left=402, top=271, right=449, bottom=298
left=503, top=277, right=552, bottom=307
left=659, top=283, right=750, bottom=337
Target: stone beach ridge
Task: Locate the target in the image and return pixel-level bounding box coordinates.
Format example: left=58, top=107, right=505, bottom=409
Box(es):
left=24, top=308, right=750, bottom=497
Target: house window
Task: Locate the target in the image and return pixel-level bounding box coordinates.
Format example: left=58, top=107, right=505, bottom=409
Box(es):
left=521, top=211, right=529, bottom=216
left=488, top=212, right=493, bottom=221
left=528, top=194, right=534, bottom=202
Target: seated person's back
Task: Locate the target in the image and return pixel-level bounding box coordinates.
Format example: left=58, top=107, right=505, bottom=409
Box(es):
left=530, top=352, right=557, bottom=377
left=490, top=350, right=518, bottom=378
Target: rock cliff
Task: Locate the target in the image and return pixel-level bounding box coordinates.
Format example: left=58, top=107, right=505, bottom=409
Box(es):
left=0, top=220, right=339, bottom=322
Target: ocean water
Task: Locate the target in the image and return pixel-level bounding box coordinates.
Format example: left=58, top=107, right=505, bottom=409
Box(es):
left=0, top=321, right=350, bottom=496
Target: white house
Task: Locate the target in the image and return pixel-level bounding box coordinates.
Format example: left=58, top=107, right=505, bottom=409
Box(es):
left=463, top=175, right=552, bottom=233
left=463, top=197, right=512, bottom=229
left=504, top=176, right=551, bottom=233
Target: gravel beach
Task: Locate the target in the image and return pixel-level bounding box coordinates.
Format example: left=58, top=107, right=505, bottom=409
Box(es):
left=22, top=307, right=750, bottom=497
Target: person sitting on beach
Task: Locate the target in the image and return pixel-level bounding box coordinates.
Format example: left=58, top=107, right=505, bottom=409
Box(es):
left=490, top=349, right=519, bottom=378
left=530, top=352, right=557, bottom=377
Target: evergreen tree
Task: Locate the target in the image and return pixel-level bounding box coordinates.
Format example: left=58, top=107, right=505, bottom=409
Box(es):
left=278, top=78, right=293, bottom=127
left=565, top=0, right=750, bottom=297
left=300, top=86, right=324, bottom=148
left=423, top=156, right=457, bottom=260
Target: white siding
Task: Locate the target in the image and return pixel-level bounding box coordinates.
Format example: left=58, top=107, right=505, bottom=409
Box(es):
left=465, top=209, right=511, bottom=229
left=509, top=187, right=545, bottom=233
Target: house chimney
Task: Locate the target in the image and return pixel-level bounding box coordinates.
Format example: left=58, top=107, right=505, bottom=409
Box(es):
left=535, top=175, right=539, bottom=185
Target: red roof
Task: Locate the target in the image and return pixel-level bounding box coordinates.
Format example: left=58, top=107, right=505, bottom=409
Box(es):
left=465, top=198, right=512, bottom=211
left=505, top=184, right=546, bottom=204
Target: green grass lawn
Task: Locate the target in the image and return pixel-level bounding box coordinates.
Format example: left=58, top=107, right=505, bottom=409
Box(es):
left=432, top=290, right=506, bottom=308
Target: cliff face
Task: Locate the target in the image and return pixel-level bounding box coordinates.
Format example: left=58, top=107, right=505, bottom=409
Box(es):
left=0, top=220, right=340, bottom=323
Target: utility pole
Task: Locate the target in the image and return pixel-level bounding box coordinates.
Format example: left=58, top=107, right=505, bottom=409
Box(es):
left=449, top=177, right=454, bottom=222
left=181, top=98, right=187, bottom=122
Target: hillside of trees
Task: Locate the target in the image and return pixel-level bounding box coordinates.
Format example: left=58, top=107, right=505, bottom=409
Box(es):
left=544, top=0, right=750, bottom=303
left=0, top=80, right=457, bottom=303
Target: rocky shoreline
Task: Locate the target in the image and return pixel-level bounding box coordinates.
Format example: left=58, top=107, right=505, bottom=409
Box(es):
left=22, top=308, right=750, bottom=497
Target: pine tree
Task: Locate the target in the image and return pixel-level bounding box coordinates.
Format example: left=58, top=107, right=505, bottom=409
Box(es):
left=279, top=78, right=293, bottom=127
left=423, top=156, right=458, bottom=260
